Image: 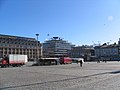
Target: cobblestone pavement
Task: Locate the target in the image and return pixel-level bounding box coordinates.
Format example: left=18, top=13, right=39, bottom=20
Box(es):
left=1, top=62, right=120, bottom=90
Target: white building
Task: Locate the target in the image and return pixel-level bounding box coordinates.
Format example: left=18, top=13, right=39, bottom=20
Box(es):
left=95, top=44, right=119, bottom=61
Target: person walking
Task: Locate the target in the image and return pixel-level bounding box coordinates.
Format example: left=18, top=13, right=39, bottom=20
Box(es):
left=80, top=60, right=83, bottom=67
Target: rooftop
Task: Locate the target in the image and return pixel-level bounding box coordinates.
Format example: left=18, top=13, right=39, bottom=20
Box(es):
left=0, top=34, right=36, bottom=41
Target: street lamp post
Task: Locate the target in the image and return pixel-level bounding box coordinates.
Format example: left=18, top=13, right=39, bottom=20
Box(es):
left=40, top=43, right=43, bottom=58
left=36, top=34, right=39, bottom=62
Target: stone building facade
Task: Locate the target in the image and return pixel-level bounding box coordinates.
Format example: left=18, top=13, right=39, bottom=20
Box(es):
left=95, top=44, right=119, bottom=61
left=71, top=46, right=95, bottom=61
left=0, top=34, right=41, bottom=60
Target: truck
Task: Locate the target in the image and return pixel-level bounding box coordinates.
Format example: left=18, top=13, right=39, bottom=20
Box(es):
left=34, top=58, right=60, bottom=66
left=60, top=57, right=72, bottom=64
left=0, top=54, right=28, bottom=68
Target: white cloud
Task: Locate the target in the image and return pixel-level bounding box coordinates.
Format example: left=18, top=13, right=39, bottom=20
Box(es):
left=107, top=16, right=114, bottom=21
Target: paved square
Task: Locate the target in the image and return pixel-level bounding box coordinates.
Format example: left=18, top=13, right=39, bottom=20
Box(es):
left=1, top=62, right=120, bottom=90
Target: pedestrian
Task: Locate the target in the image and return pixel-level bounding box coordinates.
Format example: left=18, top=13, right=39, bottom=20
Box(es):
left=80, top=60, right=83, bottom=67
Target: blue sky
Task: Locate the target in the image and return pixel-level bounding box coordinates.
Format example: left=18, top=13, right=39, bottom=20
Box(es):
left=0, top=0, right=120, bottom=45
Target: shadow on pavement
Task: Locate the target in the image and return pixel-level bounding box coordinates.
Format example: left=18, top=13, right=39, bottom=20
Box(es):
left=1, top=70, right=120, bottom=90
left=109, top=71, right=120, bottom=74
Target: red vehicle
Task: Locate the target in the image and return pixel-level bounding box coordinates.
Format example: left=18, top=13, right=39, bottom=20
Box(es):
left=0, top=54, right=28, bottom=68
left=60, top=57, right=72, bottom=64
